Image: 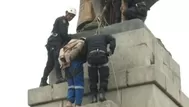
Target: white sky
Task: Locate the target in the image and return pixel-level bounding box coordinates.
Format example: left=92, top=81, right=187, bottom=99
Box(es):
left=0, top=0, right=188, bottom=107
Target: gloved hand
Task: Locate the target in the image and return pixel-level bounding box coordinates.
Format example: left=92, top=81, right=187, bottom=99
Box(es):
left=107, top=51, right=112, bottom=56
left=58, top=57, right=63, bottom=68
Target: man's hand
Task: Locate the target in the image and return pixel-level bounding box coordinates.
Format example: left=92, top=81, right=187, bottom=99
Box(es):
left=107, top=51, right=112, bottom=56
left=58, top=58, right=63, bottom=68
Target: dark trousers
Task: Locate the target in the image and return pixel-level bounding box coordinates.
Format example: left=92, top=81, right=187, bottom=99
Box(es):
left=42, top=47, right=62, bottom=80
left=114, top=0, right=121, bottom=23
left=87, top=52, right=109, bottom=94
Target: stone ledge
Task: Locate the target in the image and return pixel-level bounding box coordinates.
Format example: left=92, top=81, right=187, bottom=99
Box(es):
left=28, top=71, right=127, bottom=106
left=127, top=64, right=182, bottom=106
left=82, top=100, right=119, bottom=107
left=31, top=101, right=63, bottom=107
left=28, top=86, right=52, bottom=106
left=72, top=19, right=145, bottom=38
left=122, top=84, right=180, bottom=107
left=28, top=83, right=182, bottom=107
left=127, top=64, right=166, bottom=89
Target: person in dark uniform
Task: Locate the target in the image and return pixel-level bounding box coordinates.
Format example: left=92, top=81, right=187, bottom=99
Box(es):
left=113, top=0, right=121, bottom=23
left=121, top=0, right=148, bottom=22
left=39, top=8, right=77, bottom=87
left=85, top=34, right=116, bottom=103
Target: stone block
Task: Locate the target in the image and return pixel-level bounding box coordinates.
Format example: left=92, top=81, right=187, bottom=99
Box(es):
left=83, top=71, right=126, bottom=96
left=83, top=100, right=119, bottom=107
left=172, top=71, right=181, bottom=90
left=111, top=28, right=154, bottom=49
left=108, top=70, right=127, bottom=90
left=82, top=95, right=92, bottom=105
left=84, top=78, right=90, bottom=94
left=52, top=83, right=68, bottom=100
left=49, top=68, right=66, bottom=85
left=152, top=39, right=180, bottom=78
left=122, top=84, right=179, bottom=107
left=181, top=92, right=189, bottom=107
left=105, top=90, right=122, bottom=107
left=110, top=44, right=153, bottom=73
left=127, top=64, right=166, bottom=89
left=170, top=58, right=180, bottom=77
left=83, top=63, right=89, bottom=78
left=83, top=63, right=90, bottom=94
left=153, top=39, right=171, bottom=66
left=127, top=63, right=181, bottom=103
left=82, top=90, right=122, bottom=106
left=166, top=77, right=181, bottom=103
left=28, top=86, right=52, bottom=106
left=31, top=101, right=63, bottom=107
left=160, top=63, right=173, bottom=81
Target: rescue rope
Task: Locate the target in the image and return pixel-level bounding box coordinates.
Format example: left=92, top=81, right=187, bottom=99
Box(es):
left=109, top=57, right=122, bottom=106
left=121, top=0, right=126, bottom=22
left=95, top=4, right=109, bottom=35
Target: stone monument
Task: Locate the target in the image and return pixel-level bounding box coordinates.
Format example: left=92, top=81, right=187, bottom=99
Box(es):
left=28, top=19, right=189, bottom=107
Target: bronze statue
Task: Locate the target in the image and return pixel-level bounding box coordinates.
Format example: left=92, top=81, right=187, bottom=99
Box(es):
left=76, top=0, right=126, bottom=32
left=76, top=0, right=158, bottom=32
left=76, top=0, right=105, bottom=32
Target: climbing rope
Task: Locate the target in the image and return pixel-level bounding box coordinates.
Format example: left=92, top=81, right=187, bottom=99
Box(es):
left=121, top=0, right=126, bottom=22
left=94, top=4, right=109, bottom=35
left=109, top=56, right=122, bottom=106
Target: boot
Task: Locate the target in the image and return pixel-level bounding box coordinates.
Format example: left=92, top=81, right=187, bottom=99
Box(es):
left=91, top=94, right=98, bottom=103
left=99, top=89, right=106, bottom=102
left=56, top=77, right=66, bottom=84
left=39, top=78, right=49, bottom=87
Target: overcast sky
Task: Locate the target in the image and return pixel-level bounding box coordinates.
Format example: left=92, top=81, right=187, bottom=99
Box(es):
left=0, top=0, right=188, bottom=107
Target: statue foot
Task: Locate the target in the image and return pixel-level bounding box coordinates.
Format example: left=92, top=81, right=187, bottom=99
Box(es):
left=81, top=21, right=99, bottom=31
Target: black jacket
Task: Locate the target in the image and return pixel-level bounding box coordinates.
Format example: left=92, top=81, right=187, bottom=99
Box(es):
left=85, top=34, right=116, bottom=54
left=46, top=16, right=70, bottom=49
left=74, top=41, right=87, bottom=63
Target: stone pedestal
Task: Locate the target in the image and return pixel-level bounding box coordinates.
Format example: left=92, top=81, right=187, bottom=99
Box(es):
left=28, top=19, right=189, bottom=107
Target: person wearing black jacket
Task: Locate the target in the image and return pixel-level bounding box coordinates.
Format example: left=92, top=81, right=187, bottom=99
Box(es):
left=85, top=34, right=116, bottom=103
left=39, top=8, right=77, bottom=87
left=121, top=0, right=148, bottom=22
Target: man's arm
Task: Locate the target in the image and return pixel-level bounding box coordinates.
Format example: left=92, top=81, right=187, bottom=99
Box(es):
left=51, top=17, right=60, bottom=33
left=105, top=34, right=116, bottom=54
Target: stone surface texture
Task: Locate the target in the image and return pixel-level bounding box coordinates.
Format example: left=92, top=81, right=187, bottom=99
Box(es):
left=121, top=84, right=179, bottom=107
left=28, top=86, right=52, bottom=105
left=31, top=101, right=63, bottom=107
left=83, top=100, right=119, bottom=107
